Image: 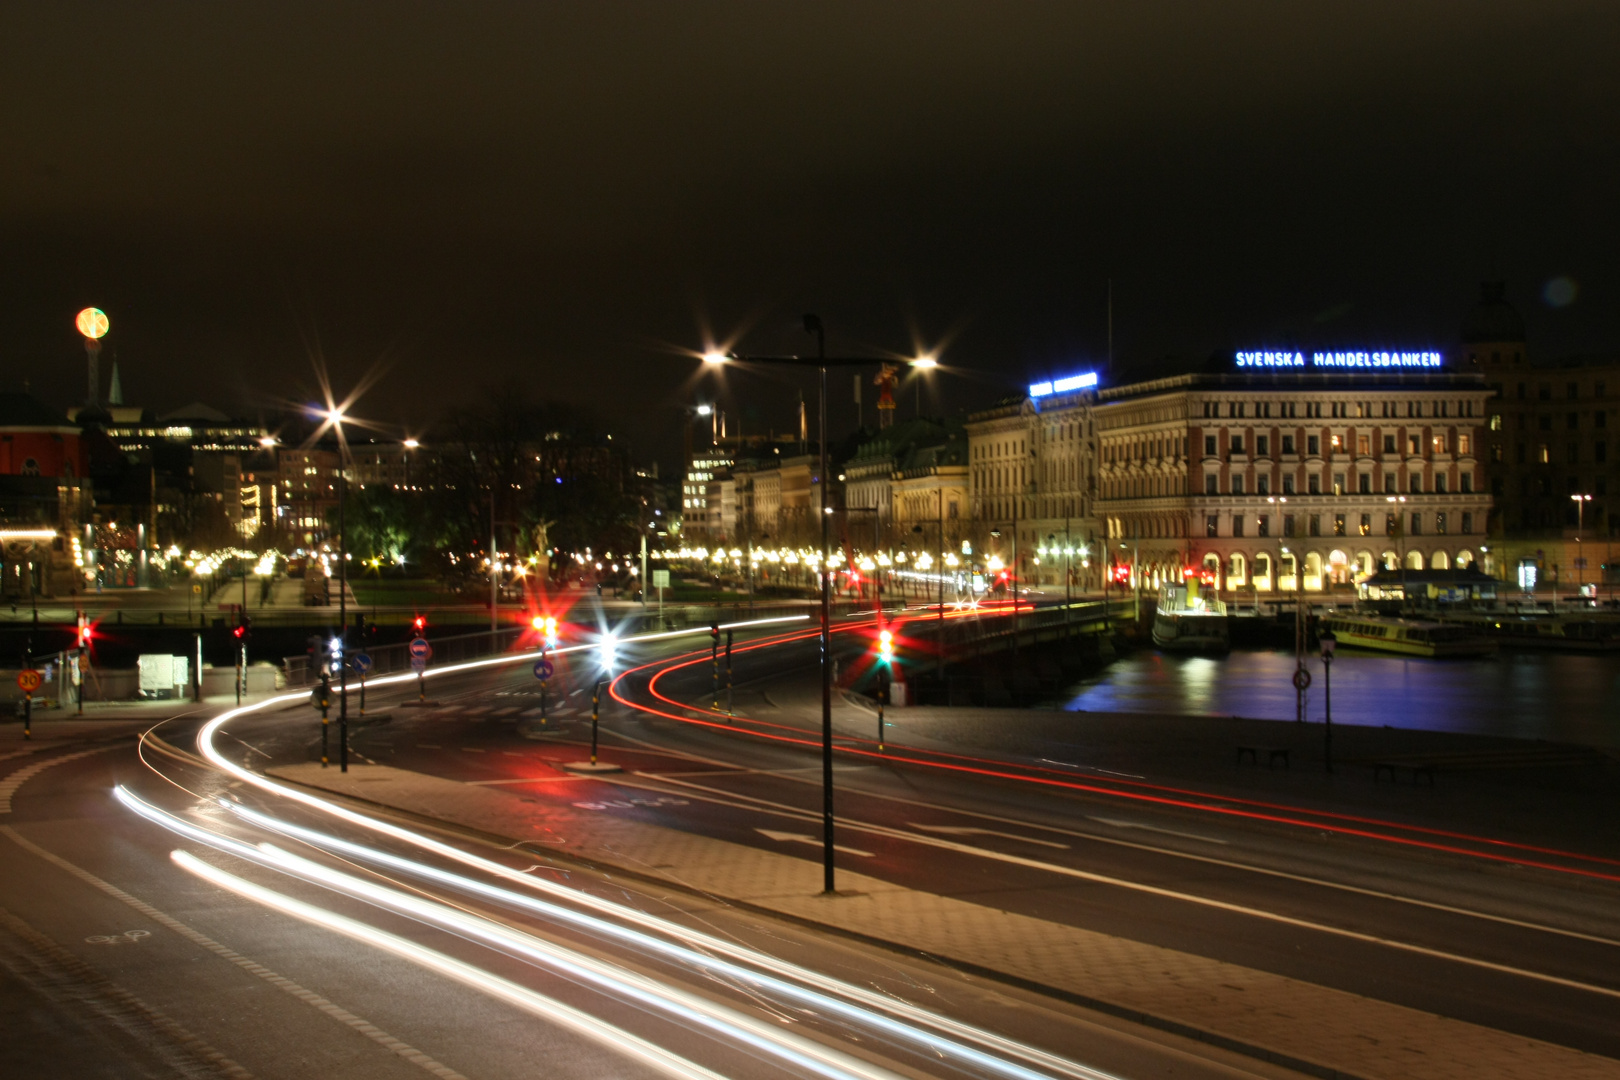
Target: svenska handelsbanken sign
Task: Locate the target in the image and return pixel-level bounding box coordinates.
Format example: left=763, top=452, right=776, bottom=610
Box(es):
left=1234, top=350, right=1443, bottom=369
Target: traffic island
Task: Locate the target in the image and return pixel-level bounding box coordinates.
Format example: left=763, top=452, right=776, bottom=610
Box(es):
left=560, top=760, right=623, bottom=774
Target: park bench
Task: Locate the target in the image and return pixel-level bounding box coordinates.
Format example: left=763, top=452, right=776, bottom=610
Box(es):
left=1236, top=745, right=1290, bottom=769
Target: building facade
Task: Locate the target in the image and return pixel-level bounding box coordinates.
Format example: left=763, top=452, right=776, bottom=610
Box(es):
left=1093, top=369, right=1493, bottom=595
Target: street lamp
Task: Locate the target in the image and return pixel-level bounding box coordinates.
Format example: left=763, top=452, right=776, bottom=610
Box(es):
left=1319, top=628, right=1337, bottom=774
left=911, top=354, right=938, bottom=416
left=699, top=322, right=936, bottom=895
left=1386, top=495, right=1408, bottom=605
left=1572, top=493, right=1592, bottom=592
left=323, top=406, right=353, bottom=774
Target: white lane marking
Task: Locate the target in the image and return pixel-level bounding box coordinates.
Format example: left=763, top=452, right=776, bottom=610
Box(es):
left=0, top=824, right=468, bottom=1079
left=908, top=824, right=1069, bottom=849
left=757, top=828, right=874, bottom=858
left=470, top=776, right=586, bottom=785
left=0, top=745, right=123, bottom=814
left=627, top=776, right=1620, bottom=996
left=1087, top=816, right=1228, bottom=846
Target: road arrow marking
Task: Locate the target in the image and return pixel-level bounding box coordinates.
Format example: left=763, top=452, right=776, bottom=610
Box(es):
left=755, top=828, right=873, bottom=857
left=908, top=824, right=1069, bottom=849
left=1089, top=816, right=1228, bottom=845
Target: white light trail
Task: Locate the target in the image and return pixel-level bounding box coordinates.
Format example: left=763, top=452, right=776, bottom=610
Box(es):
left=169, top=851, right=729, bottom=1080
left=224, top=802, right=1107, bottom=1080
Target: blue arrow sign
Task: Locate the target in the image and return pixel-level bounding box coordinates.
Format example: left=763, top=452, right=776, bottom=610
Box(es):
left=351, top=652, right=373, bottom=674
left=533, top=658, right=555, bottom=681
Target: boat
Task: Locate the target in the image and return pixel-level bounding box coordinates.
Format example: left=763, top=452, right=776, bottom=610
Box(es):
left=1441, top=612, right=1620, bottom=652
left=1320, top=613, right=1496, bottom=658
left=1152, top=581, right=1230, bottom=652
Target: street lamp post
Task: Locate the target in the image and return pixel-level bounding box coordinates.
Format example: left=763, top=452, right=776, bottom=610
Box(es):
left=1319, top=628, right=1337, bottom=774
left=1572, top=493, right=1592, bottom=594
left=701, top=325, right=936, bottom=895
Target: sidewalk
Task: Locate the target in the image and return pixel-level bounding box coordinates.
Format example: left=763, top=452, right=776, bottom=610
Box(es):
left=266, top=761, right=1620, bottom=1080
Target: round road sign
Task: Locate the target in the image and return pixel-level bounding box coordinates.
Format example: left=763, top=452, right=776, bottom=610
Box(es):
left=16, top=670, right=42, bottom=693
left=352, top=652, right=373, bottom=674
left=409, top=637, right=432, bottom=660
left=1292, top=668, right=1312, bottom=692
left=533, top=658, right=554, bottom=681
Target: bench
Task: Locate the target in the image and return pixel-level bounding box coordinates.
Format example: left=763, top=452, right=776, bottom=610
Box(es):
left=1236, top=745, right=1290, bottom=769
left=1371, top=761, right=1437, bottom=786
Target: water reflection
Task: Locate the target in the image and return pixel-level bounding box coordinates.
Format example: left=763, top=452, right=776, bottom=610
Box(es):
left=1063, top=648, right=1620, bottom=747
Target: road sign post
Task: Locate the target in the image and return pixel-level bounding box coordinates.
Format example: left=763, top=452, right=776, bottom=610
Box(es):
left=409, top=637, right=432, bottom=703
left=317, top=669, right=331, bottom=767
left=17, top=669, right=42, bottom=741
left=590, top=679, right=604, bottom=766
left=353, top=652, right=372, bottom=716
left=725, top=629, right=733, bottom=718
left=533, top=652, right=554, bottom=725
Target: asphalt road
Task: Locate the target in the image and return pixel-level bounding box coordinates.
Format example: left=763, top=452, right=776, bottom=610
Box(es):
left=0, top=620, right=1312, bottom=1080
left=213, top=615, right=1620, bottom=1063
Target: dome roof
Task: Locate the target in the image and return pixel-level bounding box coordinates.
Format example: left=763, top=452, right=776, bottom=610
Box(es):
left=1461, top=281, right=1525, bottom=344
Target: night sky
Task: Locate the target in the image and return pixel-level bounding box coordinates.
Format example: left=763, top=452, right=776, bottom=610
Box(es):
left=3, top=3, right=1618, bottom=464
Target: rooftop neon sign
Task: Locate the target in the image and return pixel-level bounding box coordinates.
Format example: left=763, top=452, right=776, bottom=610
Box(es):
left=1028, top=371, right=1099, bottom=398
left=1235, top=350, right=1443, bottom=369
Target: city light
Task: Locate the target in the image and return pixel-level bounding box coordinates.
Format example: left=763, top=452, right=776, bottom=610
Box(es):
left=1028, top=371, right=1098, bottom=398
left=912, top=355, right=938, bottom=369
left=702, top=350, right=728, bottom=365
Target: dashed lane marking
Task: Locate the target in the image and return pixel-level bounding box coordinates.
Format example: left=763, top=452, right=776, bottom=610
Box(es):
left=0, top=745, right=124, bottom=814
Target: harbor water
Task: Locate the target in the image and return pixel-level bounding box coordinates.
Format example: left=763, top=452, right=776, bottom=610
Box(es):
left=1061, top=647, right=1620, bottom=748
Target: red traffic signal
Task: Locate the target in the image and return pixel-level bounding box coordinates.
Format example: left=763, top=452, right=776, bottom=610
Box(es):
left=412, top=615, right=427, bottom=633
left=232, top=625, right=245, bottom=639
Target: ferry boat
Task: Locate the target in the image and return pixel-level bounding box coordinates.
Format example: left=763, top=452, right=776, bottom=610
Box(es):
left=1152, top=581, right=1230, bottom=653
left=1320, top=614, right=1496, bottom=658
left=1443, top=612, right=1620, bottom=652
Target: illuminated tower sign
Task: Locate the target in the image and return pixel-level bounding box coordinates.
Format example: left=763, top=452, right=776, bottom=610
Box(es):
left=75, top=307, right=110, bottom=407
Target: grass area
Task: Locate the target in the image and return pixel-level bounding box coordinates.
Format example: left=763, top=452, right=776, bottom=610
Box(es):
left=349, top=577, right=460, bottom=608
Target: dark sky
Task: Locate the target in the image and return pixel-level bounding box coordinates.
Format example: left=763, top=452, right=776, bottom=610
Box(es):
left=4, top=3, right=1618, bottom=464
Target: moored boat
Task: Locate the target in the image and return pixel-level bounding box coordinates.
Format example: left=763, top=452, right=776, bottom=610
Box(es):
left=1152, top=581, right=1230, bottom=653
left=1320, top=613, right=1496, bottom=658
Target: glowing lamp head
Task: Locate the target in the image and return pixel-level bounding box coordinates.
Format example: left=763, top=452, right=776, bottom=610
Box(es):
left=878, top=629, right=894, bottom=661
left=701, top=351, right=728, bottom=366
left=75, top=307, right=109, bottom=340
left=912, top=355, right=938, bottom=369
left=695, top=404, right=713, bottom=416
left=403, top=438, right=420, bottom=449
left=412, top=615, right=427, bottom=633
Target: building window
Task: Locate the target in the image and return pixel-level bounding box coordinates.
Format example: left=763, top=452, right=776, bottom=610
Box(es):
left=1204, top=435, right=1216, bottom=456
left=1333, top=513, right=1346, bottom=537
left=1258, top=514, right=1270, bottom=537
left=1410, top=512, right=1422, bottom=536
left=1461, top=512, right=1473, bottom=534
left=1333, top=473, right=1346, bottom=494
left=1282, top=435, right=1296, bottom=454
left=1569, top=382, right=1580, bottom=400
left=1257, top=474, right=1270, bottom=495
left=1230, top=435, right=1244, bottom=454
left=1308, top=474, right=1321, bottom=494
left=1597, top=441, right=1608, bottom=464
left=1410, top=473, right=1422, bottom=494
left=1330, top=434, right=1343, bottom=452
left=1407, top=434, right=1421, bottom=455
left=1232, top=515, right=1244, bottom=537
left=1539, top=383, right=1552, bottom=401
left=1460, top=473, right=1473, bottom=493
left=1386, top=512, right=1399, bottom=535
left=1359, top=513, right=1371, bottom=536
left=1569, top=412, right=1580, bottom=430
left=1257, top=435, right=1269, bottom=456
left=1436, top=512, right=1448, bottom=535
left=1539, top=444, right=1549, bottom=464
left=1309, top=514, right=1321, bottom=536
left=1383, top=434, right=1396, bottom=454
left=1205, top=474, right=1218, bottom=495
left=1568, top=443, right=1579, bottom=464
left=1283, top=514, right=1296, bottom=537
left=1282, top=474, right=1295, bottom=494
left=1539, top=414, right=1553, bottom=431
left=1307, top=435, right=1320, bottom=455
left=1206, top=515, right=1219, bottom=538
left=1357, top=434, right=1370, bottom=456
left=1599, top=411, right=1608, bottom=429
left=1435, top=473, right=1447, bottom=493
left=1432, top=434, right=1448, bottom=454
left=1489, top=415, right=1502, bottom=431
left=1231, top=475, right=1244, bottom=495
left=1384, top=473, right=1396, bottom=494
left=1458, top=434, right=1471, bottom=455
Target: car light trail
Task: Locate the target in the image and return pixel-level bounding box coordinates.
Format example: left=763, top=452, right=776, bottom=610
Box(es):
left=223, top=801, right=1113, bottom=1080
left=117, top=784, right=1108, bottom=1080
left=169, top=850, right=731, bottom=1080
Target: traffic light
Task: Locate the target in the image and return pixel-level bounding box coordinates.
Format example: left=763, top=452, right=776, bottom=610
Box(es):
left=354, top=613, right=366, bottom=638
left=878, top=629, right=894, bottom=664
left=233, top=616, right=252, bottom=641
left=76, top=615, right=92, bottom=648
left=531, top=615, right=558, bottom=645
left=412, top=614, right=427, bottom=634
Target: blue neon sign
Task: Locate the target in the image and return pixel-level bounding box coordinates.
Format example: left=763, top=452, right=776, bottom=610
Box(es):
left=1028, top=371, right=1099, bottom=398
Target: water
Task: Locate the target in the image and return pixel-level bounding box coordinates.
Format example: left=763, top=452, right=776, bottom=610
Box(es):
left=1062, top=648, right=1620, bottom=747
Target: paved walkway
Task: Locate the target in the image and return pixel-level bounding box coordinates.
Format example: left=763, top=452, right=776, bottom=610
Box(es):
left=267, top=761, right=1620, bottom=1080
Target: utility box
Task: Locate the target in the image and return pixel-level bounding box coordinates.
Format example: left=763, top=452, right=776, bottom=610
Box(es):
left=138, top=654, right=186, bottom=699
